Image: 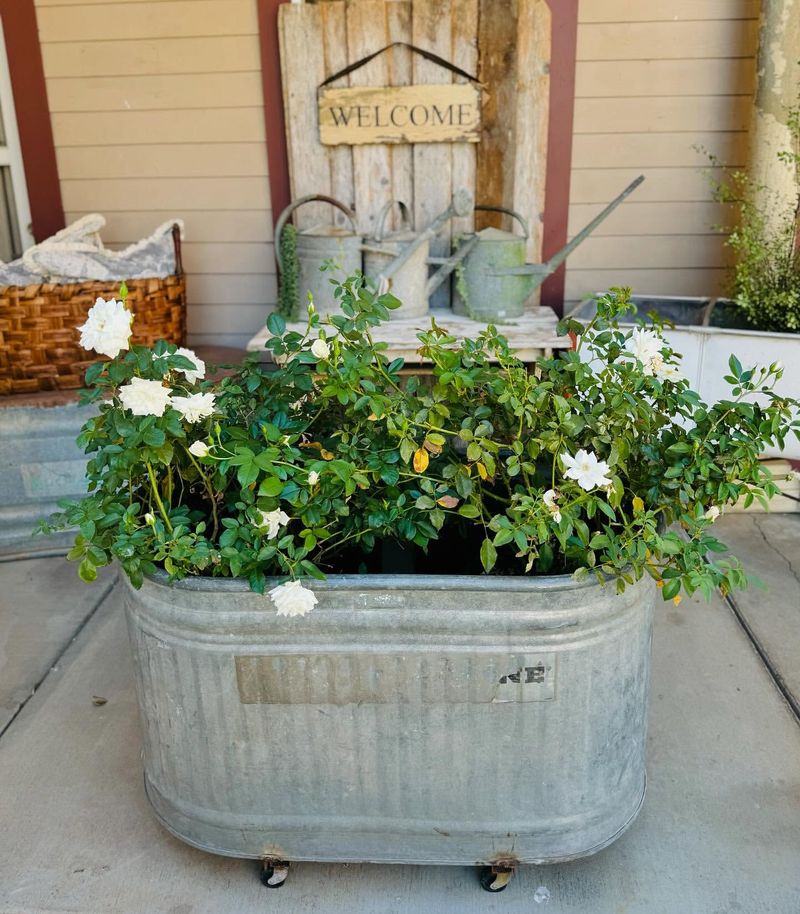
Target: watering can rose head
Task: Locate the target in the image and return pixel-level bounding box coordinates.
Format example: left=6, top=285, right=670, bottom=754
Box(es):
left=40, top=278, right=800, bottom=616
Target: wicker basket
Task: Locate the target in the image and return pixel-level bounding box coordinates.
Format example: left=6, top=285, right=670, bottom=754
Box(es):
left=0, top=225, right=186, bottom=395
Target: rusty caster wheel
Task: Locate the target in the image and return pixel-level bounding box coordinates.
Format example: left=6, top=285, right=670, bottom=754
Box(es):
left=260, top=859, right=290, bottom=888
left=478, top=865, right=515, bottom=892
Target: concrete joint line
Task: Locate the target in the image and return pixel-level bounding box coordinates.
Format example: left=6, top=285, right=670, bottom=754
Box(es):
left=0, top=574, right=118, bottom=740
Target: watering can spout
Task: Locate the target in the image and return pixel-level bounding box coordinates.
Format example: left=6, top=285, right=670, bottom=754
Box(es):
left=377, top=190, right=474, bottom=288
left=492, top=175, right=645, bottom=282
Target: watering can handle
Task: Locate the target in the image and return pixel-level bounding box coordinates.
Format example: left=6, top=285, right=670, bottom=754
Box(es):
left=474, top=205, right=530, bottom=239
left=274, top=194, right=358, bottom=274
left=375, top=200, right=413, bottom=242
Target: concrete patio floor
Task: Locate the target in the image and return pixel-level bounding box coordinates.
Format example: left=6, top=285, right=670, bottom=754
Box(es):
left=0, top=515, right=798, bottom=914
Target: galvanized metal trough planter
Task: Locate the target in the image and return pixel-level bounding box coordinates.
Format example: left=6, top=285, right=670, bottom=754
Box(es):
left=124, top=571, right=655, bottom=890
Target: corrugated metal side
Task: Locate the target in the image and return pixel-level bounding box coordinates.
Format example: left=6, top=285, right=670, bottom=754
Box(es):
left=124, top=573, right=654, bottom=865
left=0, top=403, right=94, bottom=546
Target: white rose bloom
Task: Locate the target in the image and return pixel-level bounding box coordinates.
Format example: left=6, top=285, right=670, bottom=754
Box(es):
left=543, top=488, right=562, bottom=523
left=654, top=360, right=684, bottom=383
left=562, top=449, right=612, bottom=492
left=704, top=505, right=721, bottom=522
left=269, top=580, right=319, bottom=618
left=307, top=470, right=319, bottom=486
left=310, top=338, right=330, bottom=360
left=78, top=297, right=133, bottom=359
left=622, top=327, right=664, bottom=376
left=172, top=392, right=216, bottom=423
left=257, top=508, right=290, bottom=540
left=188, top=440, right=210, bottom=458
left=118, top=377, right=172, bottom=417
left=173, top=347, right=206, bottom=383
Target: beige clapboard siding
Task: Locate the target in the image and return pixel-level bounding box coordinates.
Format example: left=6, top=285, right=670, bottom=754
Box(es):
left=577, top=19, right=759, bottom=60
left=38, top=0, right=273, bottom=346
left=60, top=177, right=270, bottom=213
left=56, top=144, right=269, bottom=180
left=46, top=72, right=264, bottom=113
left=574, top=96, right=751, bottom=134
left=575, top=58, right=754, bottom=98
left=51, top=109, right=266, bottom=147
left=565, top=269, right=729, bottom=301
left=578, top=0, right=759, bottom=23
left=181, top=243, right=275, bottom=276
left=566, top=1, right=757, bottom=306
left=36, top=1, right=257, bottom=41
left=572, top=132, right=747, bottom=170
left=187, top=274, right=277, bottom=306
left=569, top=235, right=734, bottom=270
left=571, top=167, right=730, bottom=205
left=41, top=37, right=261, bottom=78
left=64, top=210, right=274, bottom=245
left=568, top=201, right=735, bottom=237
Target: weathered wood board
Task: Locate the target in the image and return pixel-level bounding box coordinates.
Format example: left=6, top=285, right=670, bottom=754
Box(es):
left=319, top=83, right=481, bottom=145
left=278, top=0, right=550, bottom=289
left=247, top=307, right=567, bottom=364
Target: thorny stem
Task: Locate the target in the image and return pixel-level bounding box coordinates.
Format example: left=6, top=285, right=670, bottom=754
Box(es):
left=146, top=461, right=173, bottom=532
left=183, top=446, right=219, bottom=540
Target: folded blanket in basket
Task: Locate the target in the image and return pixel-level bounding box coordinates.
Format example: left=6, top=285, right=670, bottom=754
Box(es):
left=23, top=219, right=184, bottom=282
left=0, top=213, right=106, bottom=286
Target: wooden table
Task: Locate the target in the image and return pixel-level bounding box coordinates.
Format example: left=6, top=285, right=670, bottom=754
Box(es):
left=246, top=307, right=569, bottom=364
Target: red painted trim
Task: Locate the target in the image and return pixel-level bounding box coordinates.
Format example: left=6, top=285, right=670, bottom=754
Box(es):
left=541, top=0, right=578, bottom=315
left=0, top=0, right=64, bottom=242
left=258, top=0, right=291, bottom=233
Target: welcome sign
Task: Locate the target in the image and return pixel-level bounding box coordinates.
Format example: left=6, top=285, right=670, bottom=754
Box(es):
left=319, top=83, right=481, bottom=146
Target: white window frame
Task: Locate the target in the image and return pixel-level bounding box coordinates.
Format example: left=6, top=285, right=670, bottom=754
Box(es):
left=0, top=16, right=35, bottom=253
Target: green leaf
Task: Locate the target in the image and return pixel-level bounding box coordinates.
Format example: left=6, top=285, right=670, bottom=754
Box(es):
left=143, top=427, right=165, bottom=447
left=400, top=438, right=415, bottom=464
left=78, top=558, right=97, bottom=583
left=266, top=312, right=286, bottom=336
left=458, top=504, right=480, bottom=518
left=258, top=477, right=284, bottom=497
left=480, top=538, right=497, bottom=573
left=661, top=578, right=681, bottom=601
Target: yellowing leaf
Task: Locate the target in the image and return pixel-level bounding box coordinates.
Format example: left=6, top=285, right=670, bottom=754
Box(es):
left=632, top=496, right=644, bottom=513
left=423, top=438, right=442, bottom=455
left=476, top=462, right=488, bottom=480
left=413, top=448, right=429, bottom=473
left=437, top=495, right=459, bottom=509
left=321, top=449, right=334, bottom=461
left=367, top=413, right=378, bottom=421
left=673, top=595, right=682, bottom=606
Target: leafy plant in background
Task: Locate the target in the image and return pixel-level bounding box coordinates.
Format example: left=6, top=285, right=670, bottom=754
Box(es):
left=40, top=280, right=799, bottom=617
left=705, top=97, right=800, bottom=333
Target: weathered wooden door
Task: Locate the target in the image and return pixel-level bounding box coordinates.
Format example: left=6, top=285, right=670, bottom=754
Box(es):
left=278, top=0, right=550, bottom=286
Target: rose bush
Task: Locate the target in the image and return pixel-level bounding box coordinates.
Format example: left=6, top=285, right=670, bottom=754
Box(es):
left=41, top=278, right=800, bottom=616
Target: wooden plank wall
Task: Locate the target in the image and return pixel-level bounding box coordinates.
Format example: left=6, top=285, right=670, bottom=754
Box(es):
left=34, top=0, right=273, bottom=349
left=280, top=0, right=550, bottom=312
left=564, top=0, right=760, bottom=309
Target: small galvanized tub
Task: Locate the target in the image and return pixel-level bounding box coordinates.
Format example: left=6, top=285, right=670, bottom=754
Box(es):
left=124, top=572, right=654, bottom=889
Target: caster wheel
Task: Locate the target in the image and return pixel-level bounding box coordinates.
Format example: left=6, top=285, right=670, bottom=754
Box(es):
left=478, top=866, right=514, bottom=893
left=260, top=859, right=290, bottom=888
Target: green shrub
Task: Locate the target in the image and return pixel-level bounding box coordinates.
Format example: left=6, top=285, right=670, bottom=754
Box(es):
left=707, top=101, right=800, bottom=333
left=40, top=281, right=800, bottom=613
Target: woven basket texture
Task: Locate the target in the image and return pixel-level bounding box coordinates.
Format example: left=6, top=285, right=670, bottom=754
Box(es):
left=0, top=274, right=186, bottom=395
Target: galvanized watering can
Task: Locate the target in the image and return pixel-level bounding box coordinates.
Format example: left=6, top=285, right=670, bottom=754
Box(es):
left=364, top=190, right=475, bottom=319
left=275, top=194, right=362, bottom=317
left=452, top=205, right=532, bottom=321
left=453, top=175, right=645, bottom=322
